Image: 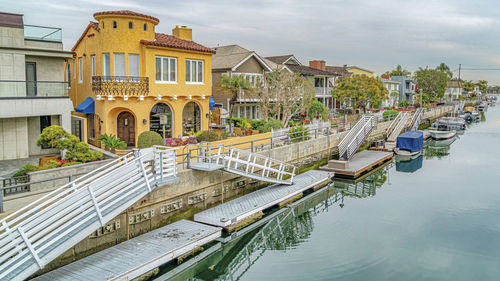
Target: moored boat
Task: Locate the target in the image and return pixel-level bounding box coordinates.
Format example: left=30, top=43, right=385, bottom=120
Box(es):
left=394, top=131, right=424, bottom=157
left=429, top=124, right=456, bottom=140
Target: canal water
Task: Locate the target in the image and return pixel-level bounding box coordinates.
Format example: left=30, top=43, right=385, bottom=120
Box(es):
left=162, top=106, right=500, bottom=281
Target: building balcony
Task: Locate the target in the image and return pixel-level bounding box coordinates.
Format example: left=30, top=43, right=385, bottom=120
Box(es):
left=0, top=81, right=69, bottom=98
left=24, top=25, right=62, bottom=43
left=92, top=76, right=149, bottom=97
left=315, top=87, right=332, bottom=97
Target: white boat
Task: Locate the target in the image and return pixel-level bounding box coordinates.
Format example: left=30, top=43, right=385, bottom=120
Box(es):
left=394, top=131, right=424, bottom=160
left=394, top=148, right=422, bottom=162
left=429, top=129, right=456, bottom=140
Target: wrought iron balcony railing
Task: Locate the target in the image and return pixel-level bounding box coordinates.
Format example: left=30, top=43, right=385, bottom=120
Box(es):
left=92, top=76, right=149, bottom=96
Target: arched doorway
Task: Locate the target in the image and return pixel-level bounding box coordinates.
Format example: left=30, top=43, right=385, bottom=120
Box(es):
left=150, top=103, right=173, bottom=139
left=117, top=111, right=135, bottom=146
left=182, top=101, right=201, bottom=135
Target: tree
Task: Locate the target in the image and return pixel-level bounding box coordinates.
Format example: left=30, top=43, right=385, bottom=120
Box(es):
left=435, top=63, right=453, bottom=78
left=218, top=75, right=252, bottom=133
left=251, top=70, right=315, bottom=126
left=414, top=67, right=449, bottom=102
left=307, top=99, right=328, bottom=121
left=478, top=80, right=488, bottom=92
left=384, top=65, right=411, bottom=77
left=331, top=75, right=388, bottom=113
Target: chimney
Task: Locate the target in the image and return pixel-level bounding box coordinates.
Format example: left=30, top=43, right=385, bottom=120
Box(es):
left=309, top=60, right=326, bottom=71
left=172, top=25, right=192, bottom=41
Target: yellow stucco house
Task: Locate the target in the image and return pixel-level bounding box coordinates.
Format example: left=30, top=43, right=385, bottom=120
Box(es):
left=346, top=66, right=374, bottom=77
left=67, top=10, right=214, bottom=147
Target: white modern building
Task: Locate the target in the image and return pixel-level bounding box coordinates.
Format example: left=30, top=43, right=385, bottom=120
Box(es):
left=444, top=80, right=463, bottom=101
left=0, top=12, right=73, bottom=160
left=381, top=78, right=401, bottom=107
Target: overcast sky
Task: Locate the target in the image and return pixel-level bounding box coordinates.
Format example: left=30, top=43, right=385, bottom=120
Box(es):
left=4, top=0, right=500, bottom=84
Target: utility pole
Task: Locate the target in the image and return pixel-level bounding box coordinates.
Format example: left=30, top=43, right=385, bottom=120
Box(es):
left=420, top=88, right=422, bottom=107
left=458, top=64, right=462, bottom=89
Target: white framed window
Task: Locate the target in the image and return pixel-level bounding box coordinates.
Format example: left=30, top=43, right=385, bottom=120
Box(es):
left=129, top=54, right=140, bottom=77
left=78, top=57, right=83, bottom=83
left=155, top=56, right=177, bottom=83
left=91, top=55, right=96, bottom=77
left=185, top=59, right=203, bottom=84
left=66, top=63, right=71, bottom=88
left=114, top=53, right=125, bottom=77
left=103, top=53, right=110, bottom=77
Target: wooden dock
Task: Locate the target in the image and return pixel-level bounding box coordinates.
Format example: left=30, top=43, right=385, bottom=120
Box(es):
left=320, top=150, right=393, bottom=178
left=194, top=170, right=333, bottom=229
left=33, top=220, right=221, bottom=281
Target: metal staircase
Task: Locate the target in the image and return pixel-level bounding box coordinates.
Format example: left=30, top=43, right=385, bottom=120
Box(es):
left=387, top=112, right=410, bottom=142
left=338, top=115, right=376, bottom=161
left=409, top=108, right=425, bottom=131
left=0, top=146, right=178, bottom=281
left=187, top=144, right=296, bottom=185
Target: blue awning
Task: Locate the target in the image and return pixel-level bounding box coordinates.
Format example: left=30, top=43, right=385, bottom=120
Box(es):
left=209, top=96, right=215, bottom=111
left=75, top=97, right=95, bottom=114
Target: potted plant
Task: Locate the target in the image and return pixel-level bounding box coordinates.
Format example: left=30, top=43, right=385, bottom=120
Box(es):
left=97, top=134, right=127, bottom=154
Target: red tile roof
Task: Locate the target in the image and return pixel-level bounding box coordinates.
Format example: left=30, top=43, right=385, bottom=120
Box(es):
left=72, top=21, right=99, bottom=52
left=93, top=10, right=159, bottom=23
left=140, top=33, right=215, bottom=54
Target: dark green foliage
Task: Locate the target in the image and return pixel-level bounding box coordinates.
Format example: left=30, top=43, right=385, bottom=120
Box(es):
left=196, top=130, right=221, bottom=142
left=383, top=109, right=399, bottom=121
left=137, top=131, right=164, bottom=148
left=13, top=164, right=40, bottom=177
left=37, top=125, right=102, bottom=163
left=307, top=99, right=328, bottom=121
left=97, top=134, right=127, bottom=150
left=257, top=119, right=283, bottom=133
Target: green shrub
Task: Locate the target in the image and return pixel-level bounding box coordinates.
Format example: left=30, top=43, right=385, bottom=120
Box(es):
left=137, top=131, right=164, bottom=148
left=307, top=99, right=328, bottom=121
left=37, top=125, right=79, bottom=151
left=383, top=109, right=399, bottom=121
left=65, top=142, right=103, bottom=162
left=257, top=119, right=283, bottom=133
left=221, top=131, right=230, bottom=139
left=12, top=164, right=40, bottom=177
left=97, top=134, right=126, bottom=150
left=398, top=100, right=411, bottom=108
left=196, top=130, right=220, bottom=142
left=288, top=124, right=310, bottom=143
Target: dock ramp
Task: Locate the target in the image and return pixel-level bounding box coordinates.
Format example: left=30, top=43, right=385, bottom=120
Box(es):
left=387, top=112, right=410, bottom=142
left=186, top=144, right=297, bottom=185
left=338, top=115, right=376, bottom=161
left=0, top=146, right=178, bottom=281
left=409, top=108, right=425, bottom=131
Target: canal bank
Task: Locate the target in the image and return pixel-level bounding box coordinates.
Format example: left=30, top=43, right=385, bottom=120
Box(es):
left=157, top=105, right=500, bottom=281
left=26, top=106, right=453, bottom=277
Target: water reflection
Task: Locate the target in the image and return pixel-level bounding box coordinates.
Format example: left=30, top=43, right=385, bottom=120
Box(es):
left=162, top=166, right=390, bottom=281
left=395, top=154, right=423, bottom=173
left=424, top=137, right=456, bottom=159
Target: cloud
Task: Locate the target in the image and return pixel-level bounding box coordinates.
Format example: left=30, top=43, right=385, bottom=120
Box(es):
left=3, top=0, right=500, bottom=84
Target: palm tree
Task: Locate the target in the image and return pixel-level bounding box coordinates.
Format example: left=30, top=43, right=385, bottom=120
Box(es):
left=218, top=75, right=251, bottom=133
left=436, top=63, right=453, bottom=78
left=385, top=65, right=411, bottom=77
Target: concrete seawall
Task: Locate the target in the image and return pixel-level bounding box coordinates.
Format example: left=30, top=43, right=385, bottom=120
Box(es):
left=36, top=106, right=453, bottom=275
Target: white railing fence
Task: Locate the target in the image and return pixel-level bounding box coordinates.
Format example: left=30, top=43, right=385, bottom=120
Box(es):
left=0, top=146, right=177, bottom=281
left=338, top=115, right=375, bottom=161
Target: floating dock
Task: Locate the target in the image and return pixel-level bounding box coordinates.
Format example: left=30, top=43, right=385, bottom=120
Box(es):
left=33, top=220, right=221, bottom=281
left=320, top=150, right=393, bottom=178
left=194, top=170, right=332, bottom=229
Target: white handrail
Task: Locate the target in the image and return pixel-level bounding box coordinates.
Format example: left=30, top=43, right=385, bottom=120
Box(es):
left=0, top=146, right=178, bottom=281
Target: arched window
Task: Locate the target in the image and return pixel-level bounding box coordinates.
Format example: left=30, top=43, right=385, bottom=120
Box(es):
left=150, top=103, right=173, bottom=139
left=113, top=21, right=117, bottom=28
left=182, top=102, right=201, bottom=135
left=143, top=23, right=147, bottom=31
left=129, top=21, right=133, bottom=29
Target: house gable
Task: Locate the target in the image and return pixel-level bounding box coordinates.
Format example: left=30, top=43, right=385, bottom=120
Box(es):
left=234, top=55, right=266, bottom=74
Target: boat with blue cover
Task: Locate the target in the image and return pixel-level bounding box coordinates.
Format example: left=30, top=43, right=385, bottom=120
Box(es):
left=394, top=131, right=424, bottom=158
